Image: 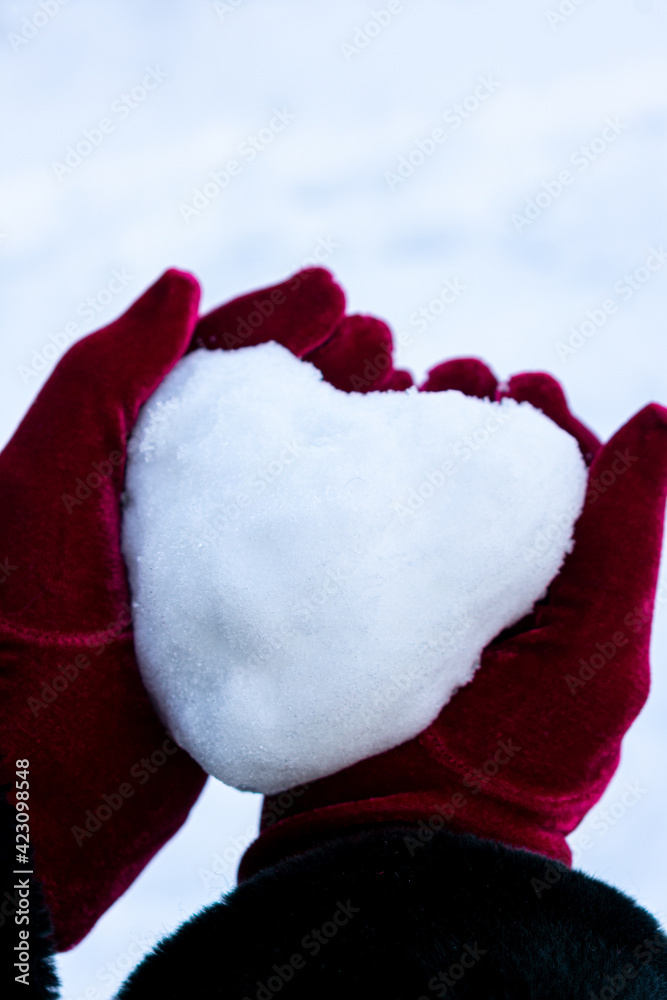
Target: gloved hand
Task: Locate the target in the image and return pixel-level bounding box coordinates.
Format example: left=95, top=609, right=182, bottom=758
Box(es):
left=0, top=265, right=397, bottom=950
left=239, top=357, right=667, bottom=879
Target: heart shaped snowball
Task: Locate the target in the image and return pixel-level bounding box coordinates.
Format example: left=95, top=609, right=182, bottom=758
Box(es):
left=121, top=342, right=588, bottom=795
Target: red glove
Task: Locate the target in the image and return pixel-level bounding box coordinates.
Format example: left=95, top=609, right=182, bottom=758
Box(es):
left=0, top=266, right=395, bottom=951
left=239, top=357, right=667, bottom=879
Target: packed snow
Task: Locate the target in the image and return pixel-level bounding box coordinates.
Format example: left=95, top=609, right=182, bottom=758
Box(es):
left=121, top=341, right=588, bottom=794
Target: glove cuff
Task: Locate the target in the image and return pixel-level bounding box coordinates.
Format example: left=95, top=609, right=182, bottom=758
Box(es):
left=238, top=787, right=574, bottom=883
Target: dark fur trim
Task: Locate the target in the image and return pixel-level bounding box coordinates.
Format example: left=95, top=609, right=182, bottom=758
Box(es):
left=117, top=823, right=667, bottom=999
left=0, top=780, right=60, bottom=998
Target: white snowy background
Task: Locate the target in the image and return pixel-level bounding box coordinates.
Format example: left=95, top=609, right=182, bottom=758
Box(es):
left=1, top=0, right=667, bottom=996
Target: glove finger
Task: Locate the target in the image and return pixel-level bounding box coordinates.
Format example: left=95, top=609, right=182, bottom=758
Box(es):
left=543, top=402, right=667, bottom=638
left=501, top=372, right=601, bottom=465
left=68, top=268, right=201, bottom=411
left=304, top=314, right=411, bottom=393
left=0, top=269, right=201, bottom=627
left=191, top=267, right=345, bottom=358
left=419, top=358, right=498, bottom=399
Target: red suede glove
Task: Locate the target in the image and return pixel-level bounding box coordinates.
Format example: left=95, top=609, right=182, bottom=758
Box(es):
left=0, top=266, right=398, bottom=951
left=239, top=357, right=667, bottom=879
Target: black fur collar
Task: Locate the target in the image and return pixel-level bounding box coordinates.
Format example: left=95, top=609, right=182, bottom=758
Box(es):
left=117, top=823, right=667, bottom=999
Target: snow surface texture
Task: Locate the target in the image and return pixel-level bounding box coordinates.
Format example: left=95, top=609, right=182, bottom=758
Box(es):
left=121, top=342, right=588, bottom=795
